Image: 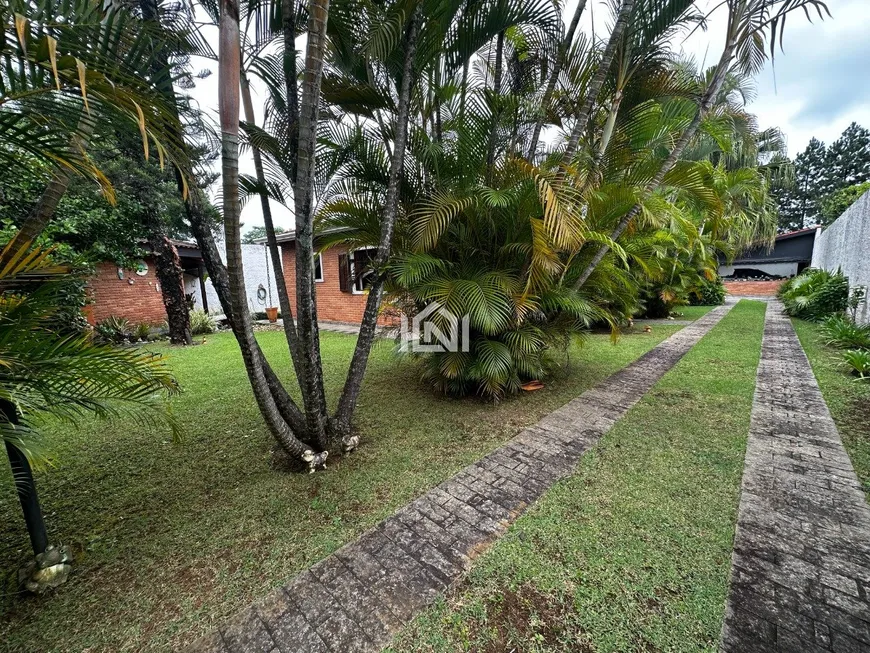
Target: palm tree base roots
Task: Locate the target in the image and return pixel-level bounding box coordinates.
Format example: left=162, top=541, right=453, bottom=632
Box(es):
left=269, top=444, right=330, bottom=473
left=17, top=544, right=73, bottom=594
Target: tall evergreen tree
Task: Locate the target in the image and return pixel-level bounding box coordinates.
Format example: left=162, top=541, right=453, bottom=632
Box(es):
left=776, top=124, right=870, bottom=230
left=822, top=122, right=870, bottom=206
left=776, top=137, right=826, bottom=231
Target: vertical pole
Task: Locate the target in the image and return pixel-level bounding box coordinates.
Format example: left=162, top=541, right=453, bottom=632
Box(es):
left=3, top=398, right=49, bottom=556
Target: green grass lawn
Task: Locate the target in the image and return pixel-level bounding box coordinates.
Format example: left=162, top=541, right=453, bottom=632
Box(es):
left=389, top=300, right=766, bottom=653
left=793, top=318, right=870, bottom=494
left=0, top=321, right=695, bottom=653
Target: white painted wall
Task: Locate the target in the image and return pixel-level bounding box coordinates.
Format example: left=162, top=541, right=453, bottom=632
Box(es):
left=718, top=262, right=799, bottom=278
left=812, top=191, right=870, bottom=324
left=187, top=241, right=280, bottom=317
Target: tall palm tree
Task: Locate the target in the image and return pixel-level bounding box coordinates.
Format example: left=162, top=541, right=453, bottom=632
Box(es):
left=572, top=0, right=830, bottom=289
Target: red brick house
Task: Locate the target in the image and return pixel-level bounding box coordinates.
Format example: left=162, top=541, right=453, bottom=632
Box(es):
left=85, top=241, right=208, bottom=326
left=271, top=231, right=387, bottom=324
left=86, top=232, right=387, bottom=328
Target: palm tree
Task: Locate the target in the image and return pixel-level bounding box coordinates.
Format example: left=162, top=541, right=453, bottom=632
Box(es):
left=1, top=244, right=178, bottom=589
left=209, top=0, right=562, bottom=456
left=571, top=0, right=830, bottom=289
left=0, top=0, right=194, bottom=263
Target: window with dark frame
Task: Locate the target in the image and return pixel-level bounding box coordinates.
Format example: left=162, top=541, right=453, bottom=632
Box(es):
left=350, top=248, right=375, bottom=293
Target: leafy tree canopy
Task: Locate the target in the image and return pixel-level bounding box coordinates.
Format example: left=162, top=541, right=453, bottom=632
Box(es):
left=242, top=225, right=286, bottom=244
left=819, top=181, right=870, bottom=224
left=0, top=127, right=219, bottom=267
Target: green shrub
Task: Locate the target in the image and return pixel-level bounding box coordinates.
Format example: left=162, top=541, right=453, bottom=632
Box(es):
left=133, top=322, right=152, bottom=341
left=848, top=285, right=867, bottom=321
left=843, top=349, right=870, bottom=380
left=190, top=309, right=216, bottom=335
left=821, top=315, right=870, bottom=350
left=690, top=277, right=726, bottom=306
left=779, top=268, right=849, bottom=321
left=94, top=316, right=133, bottom=344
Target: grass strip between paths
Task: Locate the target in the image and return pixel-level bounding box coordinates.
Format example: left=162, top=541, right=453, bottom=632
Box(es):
left=389, top=300, right=767, bottom=653
left=793, top=318, right=870, bottom=494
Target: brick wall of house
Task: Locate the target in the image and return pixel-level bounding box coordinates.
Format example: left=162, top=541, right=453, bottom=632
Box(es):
left=281, top=243, right=395, bottom=324
left=87, top=259, right=167, bottom=325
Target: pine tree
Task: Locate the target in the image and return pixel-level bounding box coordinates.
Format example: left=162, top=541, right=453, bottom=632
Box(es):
left=777, top=138, right=827, bottom=231
left=821, top=122, right=870, bottom=221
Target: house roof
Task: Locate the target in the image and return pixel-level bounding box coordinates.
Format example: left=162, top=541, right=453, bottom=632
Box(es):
left=169, top=238, right=200, bottom=250
left=775, top=226, right=819, bottom=241
left=251, top=227, right=346, bottom=245
left=731, top=256, right=812, bottom=265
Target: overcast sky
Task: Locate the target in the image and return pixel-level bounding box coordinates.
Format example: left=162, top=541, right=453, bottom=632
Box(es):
left=190, top=0, right=868, bottom=234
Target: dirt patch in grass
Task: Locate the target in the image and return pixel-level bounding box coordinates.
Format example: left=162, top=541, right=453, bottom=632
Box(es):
left=475, top=586, right=585, bottom=653
left=844, top=396, right=870, bottom=440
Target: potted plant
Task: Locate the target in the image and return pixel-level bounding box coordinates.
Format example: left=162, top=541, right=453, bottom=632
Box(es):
left=265, top=307, right=278, bottom=323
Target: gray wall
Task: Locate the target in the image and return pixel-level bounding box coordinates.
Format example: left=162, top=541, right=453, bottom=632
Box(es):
left=812, top=190, right=870, bottom=324
left=188, top=242, right=280, bottom=318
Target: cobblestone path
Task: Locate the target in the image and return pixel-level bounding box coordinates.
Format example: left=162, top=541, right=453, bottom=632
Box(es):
left=721, top=302, right=870, bottom=652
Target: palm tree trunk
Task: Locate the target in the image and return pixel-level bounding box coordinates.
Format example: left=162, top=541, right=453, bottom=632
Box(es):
left=333, top=7, right=422, bottom=435
left=562, top=0, right=633, bottom=166
left=292, top=0, right=331, bottom=449
left=527, top=0, right=587, bottom=158
left=282, top=0, right=300, bottom=184
left=3, top=400, right=48, bottom=556
left=572, top=36, right=738, bottom=290
left=434, top=60, right=443, bottom=143
left=240, top=70, right=303, bottom=372
left=138, top=0, right=310, bottom=440
left=485, top=30, right=505, bottom=182
left=187, top=207, right=310, bottom=437
left=5, top=444, right=48, bottom=556
left=219, top=0, right=310, bottom=459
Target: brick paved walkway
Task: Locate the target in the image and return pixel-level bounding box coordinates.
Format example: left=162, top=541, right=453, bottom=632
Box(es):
left=184, top=301, right=737, bottom=653
left=721, top=302, right=870, bottom=652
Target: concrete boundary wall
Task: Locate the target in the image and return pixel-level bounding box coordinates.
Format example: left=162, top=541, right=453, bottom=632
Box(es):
left=811, top=191, right=870, bottom=324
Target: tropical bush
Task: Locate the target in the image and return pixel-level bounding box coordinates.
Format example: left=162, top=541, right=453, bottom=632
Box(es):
left=843, top=350, right=870, bottom=380
left=848, top=285, right=867, bottom=322
left=691, top=277, right=727, bottom=306
left=779, top=269, right=849, bottom=321
left=133, top=322, right=152, bottom=342
left=0, top=244, right=180, bottom=564
left=819, top=182, right=870, bottom=225
left=189, top=309, right=216, bottom=335
left=94, top=316, right=134, bottom=344
left=821, top=315, right=870, bottom=350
